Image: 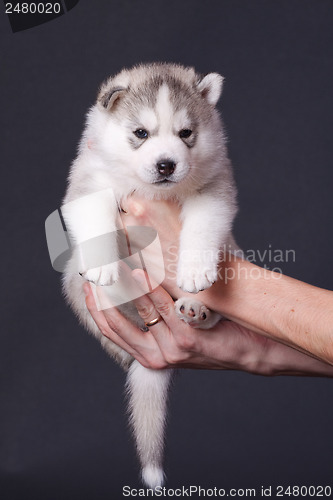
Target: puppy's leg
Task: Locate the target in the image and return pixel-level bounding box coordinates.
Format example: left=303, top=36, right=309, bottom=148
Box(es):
left=177, top=193, right=233, bottom=293
left=61, top=189, right=121, bottom=286
left=175, top=297, right=221, bottom=329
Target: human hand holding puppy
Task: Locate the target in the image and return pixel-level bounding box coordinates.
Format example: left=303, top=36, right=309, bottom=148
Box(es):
left=85, top=196, right=333, bottom=376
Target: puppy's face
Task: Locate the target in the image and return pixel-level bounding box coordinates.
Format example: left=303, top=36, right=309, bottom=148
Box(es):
left=124, top=84, right=197, bottom=188
left=96, top=65, right=224, bottom=191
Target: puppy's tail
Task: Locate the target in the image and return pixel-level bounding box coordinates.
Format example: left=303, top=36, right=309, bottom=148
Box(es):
left=126, top=360, right=173, bottom=488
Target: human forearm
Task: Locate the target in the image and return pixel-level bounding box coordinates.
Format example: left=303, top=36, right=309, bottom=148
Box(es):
left=198, top=256, right=333, bottom=365
left=122, top=197, right=333, bottom=367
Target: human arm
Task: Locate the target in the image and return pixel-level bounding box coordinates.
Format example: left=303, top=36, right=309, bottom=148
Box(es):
left=84, top=196, right=333, bottom=374
left=196, top=256, right=333, bottom=366
left=84, top=275, right=333, bottom=376
left=121, top=196, right=333, bottom=366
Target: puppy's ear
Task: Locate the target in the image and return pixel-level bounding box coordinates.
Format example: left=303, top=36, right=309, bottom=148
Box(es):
left=98, top=86, right=127, bottom=111
left=197, top=73, right=224, bottom=106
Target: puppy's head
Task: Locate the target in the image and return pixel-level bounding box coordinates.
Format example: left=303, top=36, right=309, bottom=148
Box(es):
left=95, top=63, right=225, bottom=192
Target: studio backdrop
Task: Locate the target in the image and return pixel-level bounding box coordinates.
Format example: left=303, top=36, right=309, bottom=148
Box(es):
left=1, top=1, right=332, bottom=499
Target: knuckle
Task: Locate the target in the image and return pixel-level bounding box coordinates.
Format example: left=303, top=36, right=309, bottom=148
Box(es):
left=147, top=358, right=168, bottom=370
left=176, top=333, right=196, bottom=351
left=156, top=302, right=171, bottom=316
left=164, top=350, right=182, bottom=366
left=137, top=304, right=156, bottom=320
left=136, top=358, right=153, bottom=369
left=99, top=325, right=111, bottom=338
left=104, top=318, right=121, bottom=337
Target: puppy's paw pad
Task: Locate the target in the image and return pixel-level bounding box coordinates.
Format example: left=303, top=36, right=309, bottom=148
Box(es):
left=175, top=298, right=211, bottom=328
left=81, top=262, right=119, bottom=286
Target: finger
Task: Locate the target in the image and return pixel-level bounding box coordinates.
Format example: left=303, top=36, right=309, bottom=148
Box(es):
left=132, top=292, right=170, bottom=337
left=123, top=196, right=181, bottom=230
left=84, top=283, right=143, bottom=359
left=120, top=198, right=147, bottom=227
left=133, top=291, right=161, bottom=325
left=132, top=269, right=187, bottom=333
left=127, top=197, right=147, bottom=218
left=100, top=297, right=169, bottom=369
left=132, top=291, right=183, bottom=360
left=93, top=283, right=166, bottom=359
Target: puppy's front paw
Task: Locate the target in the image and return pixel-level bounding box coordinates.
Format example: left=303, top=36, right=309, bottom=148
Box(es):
left=81, top=262, right=119, bottom=286
left=177, top=256, right=217, bottom=293
left=175, top=297, right=220, bottom=329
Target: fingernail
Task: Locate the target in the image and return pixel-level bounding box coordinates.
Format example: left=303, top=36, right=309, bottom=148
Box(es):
left=128, top=199, right=144, bottom=217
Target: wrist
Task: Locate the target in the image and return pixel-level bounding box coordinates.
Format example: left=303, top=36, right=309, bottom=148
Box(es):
left=254, top=337, right=333, bottom=377
left=197, top=257, right=272, bottom=331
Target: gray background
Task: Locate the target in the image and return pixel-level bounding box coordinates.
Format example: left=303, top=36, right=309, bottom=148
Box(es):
left=1, top=1, right=332, bottom=498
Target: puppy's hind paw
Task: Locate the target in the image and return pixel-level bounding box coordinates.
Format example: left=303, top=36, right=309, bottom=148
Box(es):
left=175, top=297, right=221, bottom=329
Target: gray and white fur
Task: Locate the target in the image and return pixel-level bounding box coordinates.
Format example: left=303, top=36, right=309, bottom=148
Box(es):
left=62, top=63, right=238, bottom=488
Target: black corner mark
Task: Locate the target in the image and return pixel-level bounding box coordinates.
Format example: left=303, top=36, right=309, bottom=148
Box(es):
left=3, top=0, right=81, bottom=33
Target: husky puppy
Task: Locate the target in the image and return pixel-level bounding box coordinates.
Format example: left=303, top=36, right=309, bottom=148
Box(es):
left=62, top=63, right=238, bottom=488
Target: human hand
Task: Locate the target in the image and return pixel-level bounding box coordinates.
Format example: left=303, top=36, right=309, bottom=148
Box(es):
left=84, top=268, right=260, bottom=371
left=121, top=195, right=182, bottom=250
left=84, top=269, right=333, bottom=376
left=84, top=195, right=333, bottom=374
left=120, top=196, right=183, bottom=298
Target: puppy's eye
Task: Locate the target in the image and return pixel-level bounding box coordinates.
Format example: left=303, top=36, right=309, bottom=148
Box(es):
left=134, top=129, right=148, bottom=139
left=179, top=129, right=192, bottom=139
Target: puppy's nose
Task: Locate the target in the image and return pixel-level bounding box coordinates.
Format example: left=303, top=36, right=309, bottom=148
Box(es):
left=157, top=160, right=176, bottom=177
